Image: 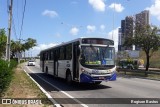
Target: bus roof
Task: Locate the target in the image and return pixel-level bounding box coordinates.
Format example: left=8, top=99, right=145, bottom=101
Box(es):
left=40, top=37, right=114, bottom=53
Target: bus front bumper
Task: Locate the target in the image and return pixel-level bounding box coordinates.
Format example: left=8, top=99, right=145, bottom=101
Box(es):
left=80, top=72, right=116, bottom=83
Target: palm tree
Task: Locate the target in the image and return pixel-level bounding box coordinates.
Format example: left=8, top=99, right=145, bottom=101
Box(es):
left=11, top=40, right=23, bottom=61
left=25, top=38, right=37, bottom=49
left=10, top=38, right=37, bottom=62
left=23, top=38, right=37, bottom=59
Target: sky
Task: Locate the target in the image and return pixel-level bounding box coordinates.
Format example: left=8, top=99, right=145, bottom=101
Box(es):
left=0, top=0, right=160, bottom=57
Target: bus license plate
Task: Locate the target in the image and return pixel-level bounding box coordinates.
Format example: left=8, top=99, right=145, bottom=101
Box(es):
left=99, top=77, right=105, bottom=79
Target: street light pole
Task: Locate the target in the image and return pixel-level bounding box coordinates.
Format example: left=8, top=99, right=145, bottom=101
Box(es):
left=6, top=0, right=13, bottom=62
left=112, top=1, right=115, bottom=40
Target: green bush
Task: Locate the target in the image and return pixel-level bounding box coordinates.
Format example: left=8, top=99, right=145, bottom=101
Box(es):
left=0, top=59, right=17, bottom=97
left=20, top=59, right=25, bottom=63
left=10, top=59, right=18, bottom=69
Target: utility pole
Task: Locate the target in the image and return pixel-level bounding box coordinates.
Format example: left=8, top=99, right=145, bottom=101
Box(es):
left=6, top=0, right=13, bottom=62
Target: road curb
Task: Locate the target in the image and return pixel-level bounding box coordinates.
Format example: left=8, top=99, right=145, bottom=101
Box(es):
left=24, top=65, right=88, bottom=107
left=22, top=66, right=62, bottom=107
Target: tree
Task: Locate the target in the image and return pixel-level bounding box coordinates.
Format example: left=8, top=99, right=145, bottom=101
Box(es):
left=10, top=38, right=37, bottom=61
left=0, top=29, right=7, bottom=59
left=10, top=40, right=23, bottom=58
left=23, top=38, right=37, bottom=58
left=0, top=28, right=37, bottom=60
left=24, top=38, right=36, bottom=50
left=124, top=25, right=160, bottom=73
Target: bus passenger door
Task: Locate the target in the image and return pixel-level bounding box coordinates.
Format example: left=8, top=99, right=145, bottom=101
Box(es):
left=53, top=58, right=56, bottom=76
left=42, top=53, right=45, bottom=72
left=73, top=43, right=79, bottom=80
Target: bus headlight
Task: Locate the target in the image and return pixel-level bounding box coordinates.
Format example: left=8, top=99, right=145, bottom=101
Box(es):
left=81, top=68, right=85, bottom=72
left=81, top=68, right=91, bottom=75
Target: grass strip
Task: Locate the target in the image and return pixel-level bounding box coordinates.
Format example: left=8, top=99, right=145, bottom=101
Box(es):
left=0, top=65, right=53, bottom=107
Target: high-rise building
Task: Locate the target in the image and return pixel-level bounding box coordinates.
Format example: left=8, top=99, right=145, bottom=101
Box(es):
left=125, top=16, right=134, bottom=37
left=125, top=16, right=134, bottom=50
left=118, top=10, right=150, bottom=51
left=118, top=28, right=122, bottom=51
left=135, top=10, right=150, bottom=50
left=118, top=20, right=125, bottom=51
left=121, top=20, right=125, bottom=35
left=136, top=10, right=149, bottom=26
left=118, top=16, right=133, bottom=51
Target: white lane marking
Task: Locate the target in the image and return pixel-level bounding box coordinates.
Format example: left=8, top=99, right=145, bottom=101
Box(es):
left=23, top=67, right=61, bottom=107
left=26, top=66, right=88, bottom=107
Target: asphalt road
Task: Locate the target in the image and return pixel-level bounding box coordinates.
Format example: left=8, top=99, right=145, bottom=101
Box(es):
left=22, top=62, right=160, bottom=107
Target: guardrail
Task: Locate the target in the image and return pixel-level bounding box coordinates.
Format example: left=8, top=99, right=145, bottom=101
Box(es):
left=117, top=68, right=160, bottom=75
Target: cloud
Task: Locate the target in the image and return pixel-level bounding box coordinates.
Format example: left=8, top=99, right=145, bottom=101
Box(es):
left=109, top=3, right=124, bottom=12
left=87, top=25, right=96, bottom=33
left=42, top=10, right=58, bottom=18
left=88, top=0, right=106, bottom=12
left=107, top=27, right=119, bottom=51
left=33, top=43, right=58, bottom=51
left=146, top=0, right=160, bottom=20
left=71, top=1, right=78, bottom=5
left=100, top=25, right=105, bottom=30
left=70, top=27, right=79, bottom=35
left=55, top=33, right=61, bottom=37
left=30, top=43, right=58, bottom=57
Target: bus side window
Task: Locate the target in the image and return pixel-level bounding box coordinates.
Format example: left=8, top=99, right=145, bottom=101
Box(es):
left=49, top=51, right=51, bottom=60
left=59, top=47, right=65, bottom=60
left=66, top=44, right=72, bottom=60
left=50, top=50, right=54, bottom=60
left=56, top=48, right=60, bottom=59
left=54, top=50, right=58, bottom=61
left=45, top=52, right=48, bottom=60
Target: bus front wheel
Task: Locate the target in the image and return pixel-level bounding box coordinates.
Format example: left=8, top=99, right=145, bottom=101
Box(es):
left=66, top=73, right=72, bottom=84
left=94, top=81, right=102, bottom=85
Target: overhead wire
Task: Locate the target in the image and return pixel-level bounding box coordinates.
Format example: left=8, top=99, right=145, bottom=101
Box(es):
left=7, top=0, right=9, bottom=13
left=19, top=0, right=26, bottom=40
left=12, top=17, right=18, bottom=40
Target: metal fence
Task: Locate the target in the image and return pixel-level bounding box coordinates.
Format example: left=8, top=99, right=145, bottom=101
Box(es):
left=117, top=68, right=160, bottom=75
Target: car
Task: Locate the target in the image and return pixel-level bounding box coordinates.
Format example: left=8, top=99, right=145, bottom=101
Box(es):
left=28, top=60, right=35, bottom=66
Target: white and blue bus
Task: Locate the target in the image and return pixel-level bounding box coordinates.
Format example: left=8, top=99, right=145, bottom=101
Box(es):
left=40, top=37, right=116, bottom=84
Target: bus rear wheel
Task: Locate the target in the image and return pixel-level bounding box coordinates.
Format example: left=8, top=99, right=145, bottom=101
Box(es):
left=45, top=67, right=48, bottom=75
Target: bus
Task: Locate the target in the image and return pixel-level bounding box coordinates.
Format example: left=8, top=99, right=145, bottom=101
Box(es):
left=40, top=37, right=116, bottom=84
left=119, top=59, right=144, bottom=69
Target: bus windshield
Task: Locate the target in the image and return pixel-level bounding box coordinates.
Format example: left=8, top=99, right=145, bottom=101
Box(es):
left=80, top=46, right=115, bottom=67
